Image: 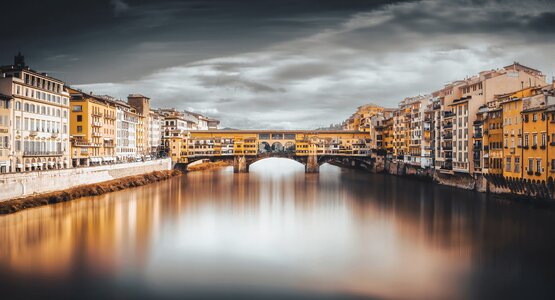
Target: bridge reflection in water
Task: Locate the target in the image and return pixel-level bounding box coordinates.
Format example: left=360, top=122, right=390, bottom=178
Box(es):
left=171, top=130, right=375, bottom=173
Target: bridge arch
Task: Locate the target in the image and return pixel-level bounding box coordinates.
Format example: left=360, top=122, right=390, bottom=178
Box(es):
left=259, top=141, right=271, bottom=153
left=271, top=142, right=284, bottom=152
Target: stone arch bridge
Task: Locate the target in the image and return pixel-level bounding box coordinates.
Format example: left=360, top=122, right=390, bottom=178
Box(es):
left=171, top=130, right=375, bottom=173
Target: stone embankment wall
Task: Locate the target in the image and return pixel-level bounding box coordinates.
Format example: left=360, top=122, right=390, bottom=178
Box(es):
left=0, top=159, right=172, bottom=202
left=376, top=156, right=554, bottom=200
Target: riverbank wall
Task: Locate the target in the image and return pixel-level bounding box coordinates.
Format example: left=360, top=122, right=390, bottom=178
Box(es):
left=376, top=156, right=554, bottom=200
left=0, top=158, right=172, bottom=202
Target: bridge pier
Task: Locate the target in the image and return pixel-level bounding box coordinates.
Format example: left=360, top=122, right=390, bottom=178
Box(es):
left=233, top=155, right=249, bottom=173
left=305, top=154, right=319, bottom=173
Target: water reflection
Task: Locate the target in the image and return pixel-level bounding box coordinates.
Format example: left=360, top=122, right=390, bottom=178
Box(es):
left=1, top=158, right=555, bottom=299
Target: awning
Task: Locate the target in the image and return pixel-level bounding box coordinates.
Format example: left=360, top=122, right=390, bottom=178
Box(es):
left=483, top=153, right=489, bottom=158
left=32, top=163, right=37, bottom=167
left=17, top=164, right=23, bottom=168
left=48, top=162, right=55, bottom=166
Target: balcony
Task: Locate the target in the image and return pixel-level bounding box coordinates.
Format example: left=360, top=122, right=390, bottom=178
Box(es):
left=92, top=112, right=103, bottom=117
left=474, top=132, right=483, bottom=138
left=443, top=134, right=453, bottom=140
left=92, top=122, right=103, bottom=127
left=532, top=145, right=537, bottom=150
left=527, top=170, right=533, bottom=175
left=443, top=111, right=455, bottom=118
left=29, top=130, right=38, bottom=137
left=443, top=123, right=453, bottom=129
left=535, top=171, right=542, bottom=176
left=104, top=113, right=116, bottom=120
left=23, top=151, right=63, bottom=157
left=92, top=132, right=102, bottom=137
left=541, top=145, right=546, bottom=150
left=443, top=146, right=453, bottom=151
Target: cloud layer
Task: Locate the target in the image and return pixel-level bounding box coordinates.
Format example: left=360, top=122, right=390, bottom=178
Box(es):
left=7, top=0, right=555, bottom=129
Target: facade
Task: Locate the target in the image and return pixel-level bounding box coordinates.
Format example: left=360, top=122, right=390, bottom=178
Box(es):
left=0, top=94, right=10, bottom=172
left=115, top=101, right=139, bottom=161
left=127, top=94, right=151, bottom=156
left=485, top=105, right=503, bottom=175
left=0, top=53, right=71, bottom=172
left=148, top=111, right=163, bottom=155
left=68, top=88, right=117, bottom=166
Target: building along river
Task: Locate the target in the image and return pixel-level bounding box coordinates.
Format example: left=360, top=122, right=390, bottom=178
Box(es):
left=0, top=158, right=554, bottom=299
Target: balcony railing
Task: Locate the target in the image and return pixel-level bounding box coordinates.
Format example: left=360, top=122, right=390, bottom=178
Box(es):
left=23, top=151, right=63, bottom=156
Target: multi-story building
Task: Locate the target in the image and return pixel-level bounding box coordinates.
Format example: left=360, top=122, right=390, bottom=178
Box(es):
left=0, top=53, right=71, bottom=172
left=127, top=94, right=151, bottom=156
left=485, top=104, right=503, bottom=175
left=436, top=63, right=546, bottom=175
left=115, top=101, right=139, bottom=161
left=472, top=105, right=488, bottom=174
left=0, top=94, right=11, bottom=173
left=148, top=111, right=163, bottom=155
left=343, top=104, right=385, bottom=132
left=520, top=88, right=552, bottom=181
left=68, top=88, right=117, bottom=166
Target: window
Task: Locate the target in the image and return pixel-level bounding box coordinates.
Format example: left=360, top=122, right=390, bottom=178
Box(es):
left=542, top=133, right=547, bottom=147
left=551, top=159, right=555, bottom=171
left=533, top=134, right=538, bottom=146
left=533, top=114, right=538, bottom=122
left=72, top=105, right=83, bottom=112
left=529, top=158, right=534, bottom=171
left=515, top=157, right=520, bottom=173
left=524, top=133, right=529, bottom=147
left=506, top=157, right=511, bottom=172
left=536, top=159, right=542, bottom=173
left=77, top=126, right=82, bottom=133
left=77, top=115, right=82, bottom=122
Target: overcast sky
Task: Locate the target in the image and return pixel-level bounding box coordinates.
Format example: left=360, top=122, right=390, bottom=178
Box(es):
left=1, top=0, right=554, bottom=129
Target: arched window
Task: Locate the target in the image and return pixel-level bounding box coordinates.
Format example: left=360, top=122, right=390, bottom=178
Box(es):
left=15, top=101, right=21, bottom=110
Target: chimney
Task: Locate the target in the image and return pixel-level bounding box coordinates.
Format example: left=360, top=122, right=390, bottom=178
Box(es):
left=14, top=52, right=25, bottom=68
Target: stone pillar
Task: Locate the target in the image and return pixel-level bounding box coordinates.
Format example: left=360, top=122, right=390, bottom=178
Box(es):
left=305, top=154, right=319, bottom=173
left=233, top=155, right=248, bottom=173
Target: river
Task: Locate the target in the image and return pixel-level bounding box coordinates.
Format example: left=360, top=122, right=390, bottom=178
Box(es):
left=1, top=158, right=554, bottom=299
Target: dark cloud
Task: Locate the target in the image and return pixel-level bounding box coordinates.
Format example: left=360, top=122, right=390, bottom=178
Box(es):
left=194, top=74, right=286, bottom=93
left=2, top=0, right=553, bottom=129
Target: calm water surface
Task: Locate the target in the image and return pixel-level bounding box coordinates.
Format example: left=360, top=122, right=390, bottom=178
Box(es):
left=1, top=158, right=555, bottom=300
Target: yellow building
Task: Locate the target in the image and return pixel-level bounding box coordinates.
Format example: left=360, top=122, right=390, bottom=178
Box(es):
left=500, top=95, right=522, bottom=179
left=68, top=88, right=117, bottom=166
left=521, top=105, right=547, bottom=181
left=486, top=106, right=503, bottom=175
left=167, top=130, right=371, bottom=164
left=343, top=104, right=384, bottom=132
left=0, top=94, right=11, bottom=172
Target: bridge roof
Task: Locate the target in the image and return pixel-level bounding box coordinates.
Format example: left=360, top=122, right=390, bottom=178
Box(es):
left=189, top=130, right=366, bottom=134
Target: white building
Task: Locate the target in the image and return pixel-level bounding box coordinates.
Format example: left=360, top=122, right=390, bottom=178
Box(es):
left=115, top=101, right=139, bottom=160
left=0, top=53, right=71, bottom=172
left=148, top=111, right=163, bottom=155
